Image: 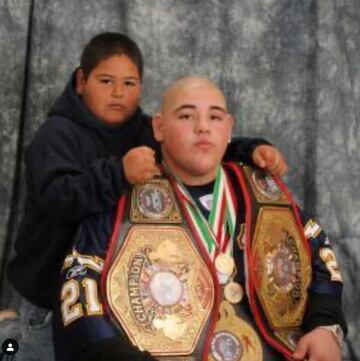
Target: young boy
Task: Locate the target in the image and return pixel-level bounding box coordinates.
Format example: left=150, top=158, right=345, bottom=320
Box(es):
left=52, top=76, right=346, bottom=361
left=3, top=32, right=286, bottom=360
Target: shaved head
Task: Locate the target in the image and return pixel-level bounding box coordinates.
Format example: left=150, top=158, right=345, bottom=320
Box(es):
left=152, top=75, right=233, bottom=185
left=161, top=76, right=227, bottom=114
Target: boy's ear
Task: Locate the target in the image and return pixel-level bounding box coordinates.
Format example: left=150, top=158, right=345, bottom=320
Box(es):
left=152, top=113, right=165, bottom=142
left=75, top=68, right=86, bottom=95
left=227, top=114, right=234, bottom=134
left=225, top=114, right=234, bottom=143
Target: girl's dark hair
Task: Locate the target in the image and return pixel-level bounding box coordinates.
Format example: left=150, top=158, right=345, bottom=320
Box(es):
left=80, top=32, right=144, bottom=80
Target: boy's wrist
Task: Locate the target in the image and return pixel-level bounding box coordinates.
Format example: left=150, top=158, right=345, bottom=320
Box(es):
left=316, top=324, right=344, bottom=348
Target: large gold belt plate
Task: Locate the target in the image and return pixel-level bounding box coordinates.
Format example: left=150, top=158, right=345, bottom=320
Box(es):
left=107, top=225, right=214, bottom=356
left=252, top=207, right=312, bottom=330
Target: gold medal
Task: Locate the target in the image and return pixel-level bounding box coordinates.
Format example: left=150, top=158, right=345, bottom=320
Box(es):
left=209, top=301, right=263, bottom=361
left=215, top=253, right=235, bottom=276
left=224, top=281, right=244, bottom=304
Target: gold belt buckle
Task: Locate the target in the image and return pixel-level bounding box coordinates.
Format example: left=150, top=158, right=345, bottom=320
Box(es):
left=131, top=177, right=182, bottom=223
left=107, top=225, right=214, bottom=356
left=252, top=207, right=312, bottom=340
left=243, top=166, right=288, bottom=204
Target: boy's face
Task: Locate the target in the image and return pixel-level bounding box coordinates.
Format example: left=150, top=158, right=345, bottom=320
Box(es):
left=153, top=78, right=233, bottom=185
left=76, top=55, right=141, bottom=125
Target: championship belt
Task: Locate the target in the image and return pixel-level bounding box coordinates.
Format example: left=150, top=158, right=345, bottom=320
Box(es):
left=130, top=177, right=182, bottom=223
left=106, top=176, right=215, bottom=357
left=209, top=302, right=263, bottom=361
left=240, top=166, right=312, bottom=352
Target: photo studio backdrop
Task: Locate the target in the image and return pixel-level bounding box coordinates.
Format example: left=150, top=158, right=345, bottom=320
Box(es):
left=0, top=1, right=359, bottom=359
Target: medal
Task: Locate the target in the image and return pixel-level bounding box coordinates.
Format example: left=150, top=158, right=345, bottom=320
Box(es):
left=224, top=281, right=244, bottom=304
left=209, top=301, right=263, bottom=361
left=215, top=253, right=235, bottom=276
left=171, top=166, right=236, bottom=265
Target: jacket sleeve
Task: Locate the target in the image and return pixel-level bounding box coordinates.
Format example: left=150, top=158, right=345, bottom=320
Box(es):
left=26, top=121, right=132, bottom=222
left=223, top=136, right=271, bottom=165
left=54, top=211, right=157, bottom=361
left=298, top=209, right=348, bottom=335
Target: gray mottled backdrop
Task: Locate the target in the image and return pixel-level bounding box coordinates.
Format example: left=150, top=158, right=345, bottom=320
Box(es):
left=0, top=0, right=359, bottom=359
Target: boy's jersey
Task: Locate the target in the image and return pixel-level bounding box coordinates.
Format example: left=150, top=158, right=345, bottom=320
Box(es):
left=53, top=210, right=119, bottom=361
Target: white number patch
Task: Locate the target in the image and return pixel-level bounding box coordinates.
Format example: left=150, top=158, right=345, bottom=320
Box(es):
left=61, top=278, right=103, bottom=326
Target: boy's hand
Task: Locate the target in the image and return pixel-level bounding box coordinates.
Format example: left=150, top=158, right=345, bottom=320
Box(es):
left=293, top=328, right=342, bottom=361
left=123, top=146, right=159, bottom=184
left=252, top=145, right=288, bottom=176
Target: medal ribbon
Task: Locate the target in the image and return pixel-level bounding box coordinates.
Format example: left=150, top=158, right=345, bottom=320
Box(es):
left=171, top=165, right=236, bottom=262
